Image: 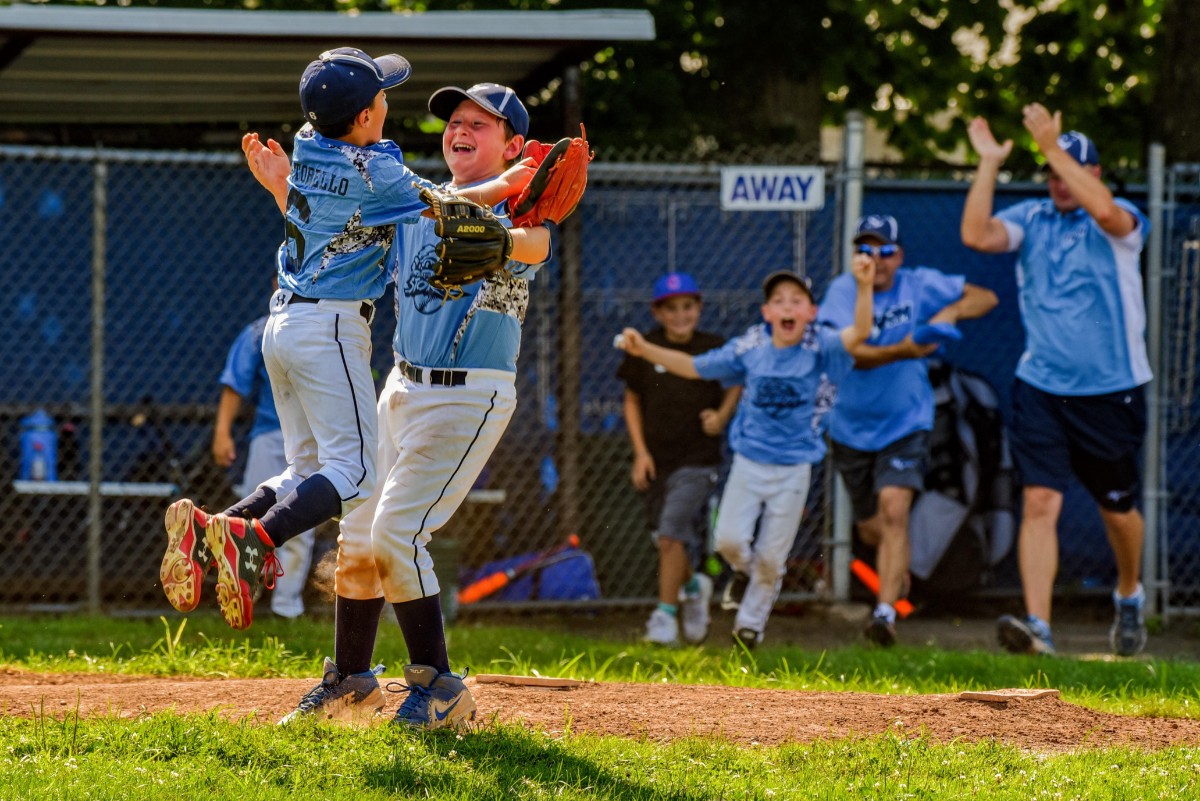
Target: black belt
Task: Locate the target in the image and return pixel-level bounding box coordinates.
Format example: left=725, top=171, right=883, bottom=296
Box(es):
left=289, top=294, right=373, bottom=322
left=398, top=360, right=467, bottom=387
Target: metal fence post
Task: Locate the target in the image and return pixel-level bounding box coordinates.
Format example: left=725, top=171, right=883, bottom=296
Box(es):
left=831, top=112, right=865, bottom=604
left=1145, top=142, right=1167, bottom=619
left=557, top=65, right=583, bottom=538
left=87, top=152, right=108, bottom=614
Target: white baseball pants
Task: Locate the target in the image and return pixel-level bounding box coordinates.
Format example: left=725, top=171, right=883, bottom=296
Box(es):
left=335, top=365, right=516, bottom=602
left=260, top=290, right=377, bottom=516
left=714, top=454, right=812, bottom=635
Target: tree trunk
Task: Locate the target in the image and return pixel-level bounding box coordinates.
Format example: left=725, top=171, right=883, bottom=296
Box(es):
left=1155, top=0, right=1200, bottom=161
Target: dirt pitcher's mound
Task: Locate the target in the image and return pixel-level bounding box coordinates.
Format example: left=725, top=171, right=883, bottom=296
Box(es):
left=2, top=670, right=1199, bottom=752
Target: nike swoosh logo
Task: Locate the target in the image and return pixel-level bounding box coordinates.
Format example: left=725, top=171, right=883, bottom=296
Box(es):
left=433, top=697, right=461, bottom=721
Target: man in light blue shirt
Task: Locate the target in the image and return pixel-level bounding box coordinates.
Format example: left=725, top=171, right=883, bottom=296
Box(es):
left=820, top=214, right=997, bottom=646
left=962, top=103, right=1151, bottom=657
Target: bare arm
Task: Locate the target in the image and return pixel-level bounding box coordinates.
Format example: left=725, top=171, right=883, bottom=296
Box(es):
left=615, top=329, right=701, bottom=379
left=849, top=337, right=936, bottom=370
left=961, top=118, right=1013, bottom=253
left=242, top=133, right=289, bottom=214
left=700, top=385, right=742, bottom=436
left=839, top=254, right=876, bottom=351
left=454, top=159, right=536, bottom=208
left=928, top=283, right=999, bottom=324
left=623, top=389, right=655, bottom=491
left=1023, top=103, right=1135, bottom=237
left=508, top=226, right=551, bottom=264
left=212, top=386, right=243, bottom=468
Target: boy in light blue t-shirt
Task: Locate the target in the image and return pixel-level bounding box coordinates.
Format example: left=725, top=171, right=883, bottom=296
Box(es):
left=617, top=256, right=875, bottom=648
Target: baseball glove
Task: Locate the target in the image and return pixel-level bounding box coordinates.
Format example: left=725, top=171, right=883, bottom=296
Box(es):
left=418, top=186, right=513, bottom=301
left=508, top=123, right=593, bottom=227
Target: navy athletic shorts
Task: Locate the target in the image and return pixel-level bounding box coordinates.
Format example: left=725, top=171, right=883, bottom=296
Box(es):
left=831, top=430, right=929, bottom=523
left=1010, top=379, right=1146, bottom=511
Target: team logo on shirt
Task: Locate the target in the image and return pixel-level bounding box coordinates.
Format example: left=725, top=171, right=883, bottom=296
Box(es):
left=874, top=303, right=914, bottom=337
left=754, top=377, right=805, bottom=419
left=405, top=244, right=457, bottom=313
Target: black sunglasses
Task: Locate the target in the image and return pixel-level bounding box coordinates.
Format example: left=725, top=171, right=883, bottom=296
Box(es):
left=856, top=243, right=900, bottom=258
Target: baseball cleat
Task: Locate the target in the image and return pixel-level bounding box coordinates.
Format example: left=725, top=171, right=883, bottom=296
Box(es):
left=643, top=607, right=679, bottom=646
left=206, top=513, right=280, bottom=630
left=864, top=613, right=897, bottom=648
left=720, top=571, right=749, bottom=611
left=390, top=665, right=477, bottom=730
left=732, top=627, right=761, bottom=651
left=278, top=657, right=385, bottom=725
left=160, top=499, right=213, bottom=613
left=997, top=614, right=1056, bottom=656
left=679, top=574, right=713, bottom=644
left=1110, top=592, right=1148, bottom=657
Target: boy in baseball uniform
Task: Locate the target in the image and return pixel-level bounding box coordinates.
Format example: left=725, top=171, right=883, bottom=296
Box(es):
left=243, top=82, right=558, bottom=728
left=617, top=256, right=875, bottom=648
left=160, top=49, right=535, bottom=636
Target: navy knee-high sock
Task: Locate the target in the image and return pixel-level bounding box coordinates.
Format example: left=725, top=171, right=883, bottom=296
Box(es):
left=258, top=474, right=341, bottom=547
left=335, top=595, right=386, bottom=677
left=392, top=595, right=450, bottom=675
left=222, top=486, right=277, bottom=521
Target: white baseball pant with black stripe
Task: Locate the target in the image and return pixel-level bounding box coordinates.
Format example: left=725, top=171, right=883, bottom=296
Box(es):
left=260, top=289, right=378, bottom=515
left=335, top=364, right=516, bottom=601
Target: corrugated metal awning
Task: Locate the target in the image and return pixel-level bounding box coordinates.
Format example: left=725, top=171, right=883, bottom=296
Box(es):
left=0, top=5, right=654, bottom=126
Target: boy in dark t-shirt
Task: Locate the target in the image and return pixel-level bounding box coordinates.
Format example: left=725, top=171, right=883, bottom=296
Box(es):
left=617, top=273, right=740, bottom=645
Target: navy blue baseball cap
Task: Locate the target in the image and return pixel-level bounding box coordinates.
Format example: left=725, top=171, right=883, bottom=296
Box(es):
left=1053, top=130, right=1100, bottom=167
left=652, top=272, right=701, bottom=303
left=428, top=83, right=530, bottom=138
left=762, top=270, right=814, bottom=302
left=300, top=47, right=412, bottom=126
left=853, top=214, right=901, bottom=245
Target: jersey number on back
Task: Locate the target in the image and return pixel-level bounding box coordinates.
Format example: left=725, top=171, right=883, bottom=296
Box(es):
left=284, top=187, right=312, bottom=273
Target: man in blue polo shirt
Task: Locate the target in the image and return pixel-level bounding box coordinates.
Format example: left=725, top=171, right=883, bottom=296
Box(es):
left=820, top=215, right=997, bottom=647
left=961, top=102, right=1152, bottom=657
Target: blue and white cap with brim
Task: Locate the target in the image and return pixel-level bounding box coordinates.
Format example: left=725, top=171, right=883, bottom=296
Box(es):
left=428, top=83, right=530, bottom=138
left=300, top=47, right=412, bottom=126
left=1055, top=131, right=1100, bottom=166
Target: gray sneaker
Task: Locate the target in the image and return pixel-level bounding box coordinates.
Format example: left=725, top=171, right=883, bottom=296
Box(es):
left=679, top=574, right=713, bottom=644
left=1110, top=592, right=1148, bottom=657
left=278, top=657, right=385, bottom=724
left=997, top=614, right=1056, bottom=656
left=390, top=664, right=477, bottom=730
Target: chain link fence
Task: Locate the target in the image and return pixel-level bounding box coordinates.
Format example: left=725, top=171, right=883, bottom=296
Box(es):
left=0, top=141, right=1193, bottom=617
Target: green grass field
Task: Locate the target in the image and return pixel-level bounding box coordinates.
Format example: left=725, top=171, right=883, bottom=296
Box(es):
left=2, top=612, right=1199, bottom=800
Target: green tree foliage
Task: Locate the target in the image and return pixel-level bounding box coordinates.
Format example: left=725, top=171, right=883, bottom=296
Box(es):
left=51, top=0, right=1171, bottom=163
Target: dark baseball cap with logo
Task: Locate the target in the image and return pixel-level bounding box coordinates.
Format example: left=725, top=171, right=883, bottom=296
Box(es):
left=428, top=83, right=530, bottom=138
left=300, top=47, right=412, bottom=127
left=853, top=214, right=901, bottom=245
left=1051, top=130, right=1100, bottom=167
left=762, top=270, right=814, bottom=302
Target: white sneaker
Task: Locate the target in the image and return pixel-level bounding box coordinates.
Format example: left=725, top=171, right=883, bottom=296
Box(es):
left=643, top=608, right=679, bottom=645
left=678, top=574, right=713, bottom=644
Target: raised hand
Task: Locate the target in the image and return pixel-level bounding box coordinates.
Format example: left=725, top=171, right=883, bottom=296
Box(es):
left=967, top=117, right=1013, bottom=163
left=1021, top=103, right=1062, bottom=155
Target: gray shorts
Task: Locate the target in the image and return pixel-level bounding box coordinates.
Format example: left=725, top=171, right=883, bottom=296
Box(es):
left=831, top=430, right=929, bottom=523
left=646, top=464, right=718, bottom=556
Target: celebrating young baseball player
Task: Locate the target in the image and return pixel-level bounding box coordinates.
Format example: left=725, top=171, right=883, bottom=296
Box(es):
left=616, top=258, right=875, bottom=648
left=239, top=81, right=586, bottom=728
left=159, top=52, right=540, bottom=649
left=616, top=272, right=740, bottom=646
left=818, top=214, right=997, bottom=647
left=962, top=105, right=1152, bottom=657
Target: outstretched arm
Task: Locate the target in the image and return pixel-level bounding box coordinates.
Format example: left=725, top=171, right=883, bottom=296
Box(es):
left=615, top=328, right=701, bottom=379
left=242, top=133, right=290, bottom=214
left=1022, top=103, right=1135, bottom=237
left=961, top=117, right=1014, bottom=253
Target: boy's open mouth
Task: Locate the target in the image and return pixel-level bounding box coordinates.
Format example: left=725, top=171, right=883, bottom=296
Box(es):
left=452, top=142, right=475, bottom=153
left=779, top=317, right=797, bottom=333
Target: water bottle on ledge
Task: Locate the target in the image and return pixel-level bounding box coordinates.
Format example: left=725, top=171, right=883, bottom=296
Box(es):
left=19, top=409, right=58, bottom=482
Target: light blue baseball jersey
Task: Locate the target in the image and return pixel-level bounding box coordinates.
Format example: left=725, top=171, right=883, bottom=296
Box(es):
left=278, top=128, right=436, bottom=301
left=392, top=182, right=543, bottom=372
left=819, top=267, right=964, bottom=451
left=219, top=315, right=279, bottom=441
left=693, top=324, right=852, bottom=466
left=996, top=197, right=1151, bottom=395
